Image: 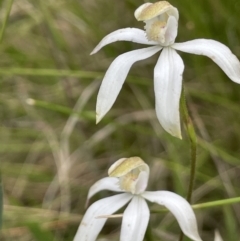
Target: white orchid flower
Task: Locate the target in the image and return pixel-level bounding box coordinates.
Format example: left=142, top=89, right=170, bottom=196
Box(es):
left=91, top=1, right=240, bottom=138
left=73, top=157, right=202, bottom=241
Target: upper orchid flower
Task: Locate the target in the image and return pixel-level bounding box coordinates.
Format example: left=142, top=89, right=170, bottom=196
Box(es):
left=73, top=157, right=202, bottom=241
left=91, top=1, right=240, bottom=138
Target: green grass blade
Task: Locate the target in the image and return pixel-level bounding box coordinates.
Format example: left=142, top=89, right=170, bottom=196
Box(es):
left=0, top=175, right=3, bottom=229
left=27, top=222, right=54, bottom=241
left=0, top=0, right=14, bottom=44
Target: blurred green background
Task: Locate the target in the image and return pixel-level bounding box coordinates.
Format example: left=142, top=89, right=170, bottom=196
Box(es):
left=0, top=0, right=240, bottom=240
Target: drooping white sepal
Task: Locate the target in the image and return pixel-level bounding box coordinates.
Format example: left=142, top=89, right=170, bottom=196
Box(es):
left=142, top=191, right=202, bottom=241
left=86, top=177, right=122, bottom=207
left=120, top=196, right=150, bottom=241
left=96, top=46, right=162, bottom=123
left=173, top=39, right=240, bottom=84
left=73, top=193, right=132, bottom=241
left=154, top=47, right=184, bottom=138
left=91, top=28, right=158, bottom=55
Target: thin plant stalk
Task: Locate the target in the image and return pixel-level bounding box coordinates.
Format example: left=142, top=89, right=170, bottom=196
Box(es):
left=181, top=88, right=197, bottom=202
left=178, top=88, right=197, bottom=241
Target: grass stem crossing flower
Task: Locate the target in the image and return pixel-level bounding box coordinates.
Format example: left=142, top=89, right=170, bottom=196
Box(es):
left=73, top=157, right=202, bottom=241
left=91, top=1, right=240, bottom=138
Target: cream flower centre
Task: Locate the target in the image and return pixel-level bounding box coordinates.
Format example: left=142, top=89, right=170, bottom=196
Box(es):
left=119, top=168, right=140, bottom=193
left=108, top=157, right=149, bottom=194
left=145, top=20, right=167, bottom=42
left=135, top=1, right=179, bottom=46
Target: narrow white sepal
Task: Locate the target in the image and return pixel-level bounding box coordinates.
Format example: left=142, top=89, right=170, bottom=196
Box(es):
left=142, top=191, right=202, bottom=241
left=91, top=28, right=158, bottom=55
left=214, top=230, right=224, bottom=241
left=86, top=177, right=122, bottom=207
left=120, top=196, right=150, bottom=241
left=73, top=193, right=132, bottom=241
left=154, top=47, right=183, bottom=138
left=96, top=46, right=162, bottom=123
left=173, top=39, right=240, bottom=84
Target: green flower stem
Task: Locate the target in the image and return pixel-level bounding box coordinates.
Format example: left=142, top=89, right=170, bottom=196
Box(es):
left=180, top=88, right=197, bottom=203
left=179, top=88, right=197, bottom=241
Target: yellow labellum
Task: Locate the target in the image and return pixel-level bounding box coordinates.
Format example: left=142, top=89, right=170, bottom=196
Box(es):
left=135, top=1, right=172, bottom=21
left=108, top=157, right=145, bottom=177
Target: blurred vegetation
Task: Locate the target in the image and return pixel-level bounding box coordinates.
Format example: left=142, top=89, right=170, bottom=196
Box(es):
left=0, top=0, right=240, bottom=240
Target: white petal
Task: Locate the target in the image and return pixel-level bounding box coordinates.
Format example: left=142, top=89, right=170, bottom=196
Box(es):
left=164, top=16, right=178, bottom=45
left=173, top=39, right=240, bottom=84
left=86, top=177, right=122, bottom=207
left=120, top=196, right=149, bottom=241
left=134, top=171, right=149, bottom=194
left=142, top=191, right=202, bottom=241
left=73, top=193, right=132, bottom=241
left=91, top=28, right=158, bottom=55
left=154, top=47, right=184, bottom=138
left=96, top=46, right=162, bottom=123
left=214, top=230, right=223, bottom=241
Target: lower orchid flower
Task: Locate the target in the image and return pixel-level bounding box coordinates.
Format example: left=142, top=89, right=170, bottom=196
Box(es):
left=91, top=1, right=240, bottom=138
left=73, top=157, right=202, bottom=241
